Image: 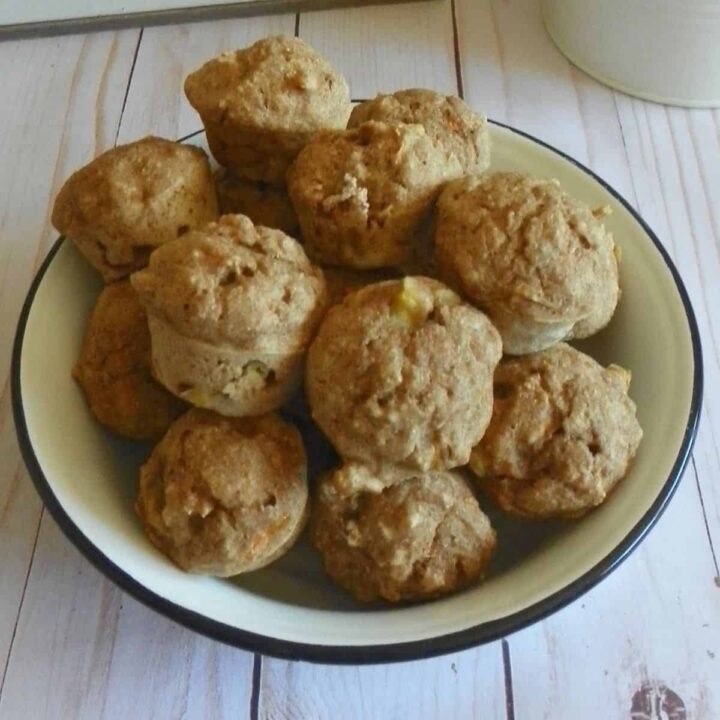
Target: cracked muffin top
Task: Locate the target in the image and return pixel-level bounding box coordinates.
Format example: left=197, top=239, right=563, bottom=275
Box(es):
left=311, top=463, right=496, bottom=602
left=184, top=36, right=350, bottom=133
left=287, top=121, right=452, bottom=269
left=52, top=136, right=218, bottom=282
left=435, top=172, right=620, bottom=354
left=348, top=89, right=490, bottom=176
left=306, top=277, right=502, bottom=470
left=131, top=214, right=327, bottom=347
left=469, top=343, right=643, bottom=519
left=136, top=409, right=308, bottom=576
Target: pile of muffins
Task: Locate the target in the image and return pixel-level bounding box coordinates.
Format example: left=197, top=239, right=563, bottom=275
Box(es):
left=53, top=35, right=642, bottom=604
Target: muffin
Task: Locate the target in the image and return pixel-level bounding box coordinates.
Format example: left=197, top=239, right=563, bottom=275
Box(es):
left=312, top=463, right=496, bottom=602
left=435, top=172, right=620, bottom=354
left=306, top=277, right=502, bottom=470
left=348, top=89, right=491, bottom=176
left=52, top=137, right=218, bottom=282
left=215, top=167, right=300, bottom=237
left=131, top=214, right=327, bottom=417
left=469, top=343, right=643, bottom=519
left=137, top=409, right=308, bottom=576
left=287, top=121, right=453, bottom=270
left=184, top=36, right=351, bottom=186
left=73, top=281, right=185, bottom=439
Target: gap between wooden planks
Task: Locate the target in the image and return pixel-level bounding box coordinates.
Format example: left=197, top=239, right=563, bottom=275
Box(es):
left=0, top=28, right=141, bottom=697
left=456, top=0, right=719, bottom=716
left=1, top=0, right=718, bottom=717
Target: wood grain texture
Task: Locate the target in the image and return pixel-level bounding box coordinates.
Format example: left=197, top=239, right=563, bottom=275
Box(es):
left=508, top=466, right=720, bottom=719
left=456, top=0, right=586, bottom=160
left=116, top=13, right=295, bottom=144
left=0, top=28, right=139, bottom=688
left=94, top=589, right=253, bottom=720
left=299, top=0, right=457, bottom=99
left=0, top=2, right=718, bottom=717
left=0, top=518, right=254, bottom=720
left=259, top=644, right=506, bottom=719
left=0, top=520, right=125, bottom=720
left=457, top=1, right=720, bottom=716
left=615, top=96, right=720, bottom=568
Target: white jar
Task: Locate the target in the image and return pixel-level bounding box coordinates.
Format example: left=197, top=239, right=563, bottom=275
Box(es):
left=543, top=0, right=720, bottom=107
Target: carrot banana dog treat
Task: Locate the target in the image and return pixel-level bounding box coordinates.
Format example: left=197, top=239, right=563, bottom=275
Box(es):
left=137, top=409, right=309, bottom=575
left=349, top=88, right=491, bottom=177
left=131, top=214, right=327, bottom=416
left=469, top=343, right=642, bottom=519
left=435, top=172, right=619, bottom=354
left=52, top=137, right=217, bottom=282
left=288, top=121, right=455, bottom=270
left=185, top=36, right=351, bottom=186
left=312, top=463, right=496, bottom=602
left=73, top=280, right=185, bottom=439
left=306, top=277, right=502, bottom=470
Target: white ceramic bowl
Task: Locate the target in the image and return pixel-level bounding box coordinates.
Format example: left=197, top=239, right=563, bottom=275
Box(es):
left=12, top=124, right=702, bottom=663
left=543, top=0, right=720, bottom=107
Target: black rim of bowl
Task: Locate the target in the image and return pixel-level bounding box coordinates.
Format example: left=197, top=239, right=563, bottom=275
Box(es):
left=11, top=121, right=704, bottom=665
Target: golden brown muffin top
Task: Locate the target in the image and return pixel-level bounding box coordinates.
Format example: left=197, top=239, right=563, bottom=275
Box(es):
left=148, top=409, right=305, bottom=513
left=73, top=280, right=184, bottom=439
left=287, top=121, right=452, bottom=268
left=131, top=214, right=327, bottom=346
left=470, top=343, right=643, bottom=519
left=435, top=172, right=619, bottom=331
left=52, top=136, right=218, bottom=281
left=349, top=89, right=490, bottom=175
left=137, top=408, right=308, bottom=575
left=306, top=277, right=502, bottom=470
left=312, top=463, right=496, bottom=602
left=184, top=36, right=350, bottom=133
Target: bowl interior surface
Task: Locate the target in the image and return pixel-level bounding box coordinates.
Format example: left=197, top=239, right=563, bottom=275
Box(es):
left=15, top=125, right=699, bottom=657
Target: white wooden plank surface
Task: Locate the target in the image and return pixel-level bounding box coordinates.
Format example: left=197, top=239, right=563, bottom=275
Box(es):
left=0, top=1, right=718, bottom=717
left=457, top=0, right=720, bottom=716
left=1, top=0, right=300, bottom=28
left=0, top=522, right=126, bottom=720
left=0, top=28, right=139, bottom=688
left=95, top=592, right=253, bottom=720
left=456, top=0, right=587, bottom=161
left=259, top=644, right=507, bottom=719
left=0, top=519, right=254, bottom=720
left=615, top=97, right=720, bottom=561
left=299, top=0, right=457, bottom=99
left=508, top=483, right=720, bottom=718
